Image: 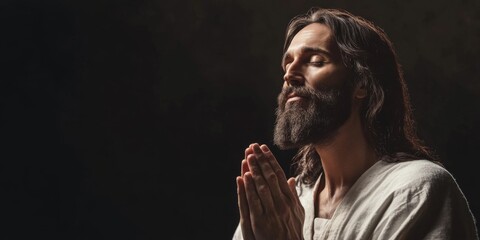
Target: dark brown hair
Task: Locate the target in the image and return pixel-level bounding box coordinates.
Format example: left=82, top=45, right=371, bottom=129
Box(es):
left=284, top=7, right=440, bottom=186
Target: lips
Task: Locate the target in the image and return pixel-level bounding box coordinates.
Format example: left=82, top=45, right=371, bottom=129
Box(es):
left=286, top=93, right=303, bottom=103
left=282, top=87, right=310, bottom=105
left=287, top=95, right=302, bottom=102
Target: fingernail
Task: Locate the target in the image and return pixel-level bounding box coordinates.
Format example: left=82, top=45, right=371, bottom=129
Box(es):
left=253, top=144, right=262, bottom=153
left=260, top=144, right=269, bottom=152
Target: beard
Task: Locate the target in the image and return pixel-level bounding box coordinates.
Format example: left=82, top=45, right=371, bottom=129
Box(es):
left=273, top=82, right=353, bottom=150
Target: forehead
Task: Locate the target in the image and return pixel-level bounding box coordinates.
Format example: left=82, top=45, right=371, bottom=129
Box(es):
left=287, top=23, right=338, bottom=55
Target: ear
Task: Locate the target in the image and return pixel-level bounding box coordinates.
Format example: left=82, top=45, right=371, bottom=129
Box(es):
left=353, top=85, right=367, bottom=99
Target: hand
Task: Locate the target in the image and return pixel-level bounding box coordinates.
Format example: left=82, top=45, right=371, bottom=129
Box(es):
left=236, top=143, right=305, bottom=240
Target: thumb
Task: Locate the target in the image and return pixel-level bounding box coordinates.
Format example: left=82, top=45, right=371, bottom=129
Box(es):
left=287, top=177, right=297, bottom=195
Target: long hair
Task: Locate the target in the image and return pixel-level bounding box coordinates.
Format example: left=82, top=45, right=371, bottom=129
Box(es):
left=283, top=8, right=440, bottom=186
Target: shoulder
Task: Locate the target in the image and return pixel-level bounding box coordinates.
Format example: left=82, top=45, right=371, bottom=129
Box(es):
left=382, top=159, right=451, bottom=184
left=375, top=159, right=461, bottom=198
left=372, top=160, right=479, bottom=239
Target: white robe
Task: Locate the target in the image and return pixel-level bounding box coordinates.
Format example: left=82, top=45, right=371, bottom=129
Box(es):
left=233, top=159, right=479, bottom=240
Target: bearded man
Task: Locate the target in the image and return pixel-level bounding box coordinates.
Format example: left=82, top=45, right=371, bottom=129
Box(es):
left=233, top=7, right=478, bottom=240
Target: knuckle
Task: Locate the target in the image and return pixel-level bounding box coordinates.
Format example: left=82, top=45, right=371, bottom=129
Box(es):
left=266, top=173, right=278, bottom=182
left=257, top=185, right=269, bottom=194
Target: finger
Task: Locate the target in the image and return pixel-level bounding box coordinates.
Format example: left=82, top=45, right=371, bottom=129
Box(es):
left=287, top=177, right=296, bottom=192
left=259, top=144, right=288, bottom=182
left=245, top=146, right=254, bottom=160
left=287, top=177, right=300, bottom=203
left=251, top=144, right=287, bottom=209
left=287, top=177, right=304, bottom=226
left=241, top=159, right=249, bottom=177
left=237, top=177, right=251, bottom=223
left=246, top=154, right=275, bottom=214
left=237, top=176, right=255, bottom=240
left=258, top=144, right=297, bottom=202
left=242, top=146, right=254, bottom=177
left=244, top=171, right=264, bottom=214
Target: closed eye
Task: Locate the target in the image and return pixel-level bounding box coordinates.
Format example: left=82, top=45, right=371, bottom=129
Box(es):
left=309, top=61, right=325, bottom=67
left=308, top=55, right=326, bottom=67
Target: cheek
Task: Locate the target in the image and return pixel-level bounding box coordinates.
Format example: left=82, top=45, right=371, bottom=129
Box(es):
left=308, top=67, right=348, bottom=89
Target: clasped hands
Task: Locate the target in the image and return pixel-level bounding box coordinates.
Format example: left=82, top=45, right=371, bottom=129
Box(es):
left=236, top=143, right=305, bottom=240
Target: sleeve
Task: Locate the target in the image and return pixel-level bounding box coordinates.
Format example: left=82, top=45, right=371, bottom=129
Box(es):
left=232, top=222, right=243, bottom=240
left=374, top=167, right=479, bottom=240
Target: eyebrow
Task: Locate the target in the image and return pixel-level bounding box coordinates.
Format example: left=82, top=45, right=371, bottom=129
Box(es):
left=281, top=46, right=332, bottom=68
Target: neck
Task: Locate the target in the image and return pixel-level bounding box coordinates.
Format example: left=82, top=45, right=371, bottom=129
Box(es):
left=314, top=111, right=378, bottom=197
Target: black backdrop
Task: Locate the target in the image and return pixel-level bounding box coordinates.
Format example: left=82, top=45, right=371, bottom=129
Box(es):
left=1, top=0, right=479, bottom=239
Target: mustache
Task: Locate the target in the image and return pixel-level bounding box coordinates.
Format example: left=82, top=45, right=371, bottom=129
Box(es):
left=278, top=86, right=316, bottom=106
left=281, top=86, right=313, bottom=97
left=277, top=84, right=349, bottom=112
left=278, top=86, right=323, bottom=106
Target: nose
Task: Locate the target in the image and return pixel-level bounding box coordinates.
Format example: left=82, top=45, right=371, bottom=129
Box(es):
left=283, top=62, right=305, bottom=86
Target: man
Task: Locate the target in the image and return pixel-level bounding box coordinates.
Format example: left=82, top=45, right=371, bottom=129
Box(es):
left=233, top=7, right=479, bottom=240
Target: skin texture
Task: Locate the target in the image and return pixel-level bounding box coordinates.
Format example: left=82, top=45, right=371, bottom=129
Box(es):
left=281, top=23, right=350, bottom=90
left=236, top=23, right=375, bottom=239
left=236, top=143, right=304, bottom=240
left=273, top=22, right=355, bottom=149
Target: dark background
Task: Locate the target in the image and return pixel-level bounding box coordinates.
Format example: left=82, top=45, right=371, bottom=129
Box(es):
left=1, top=0, right=479, bottom=239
